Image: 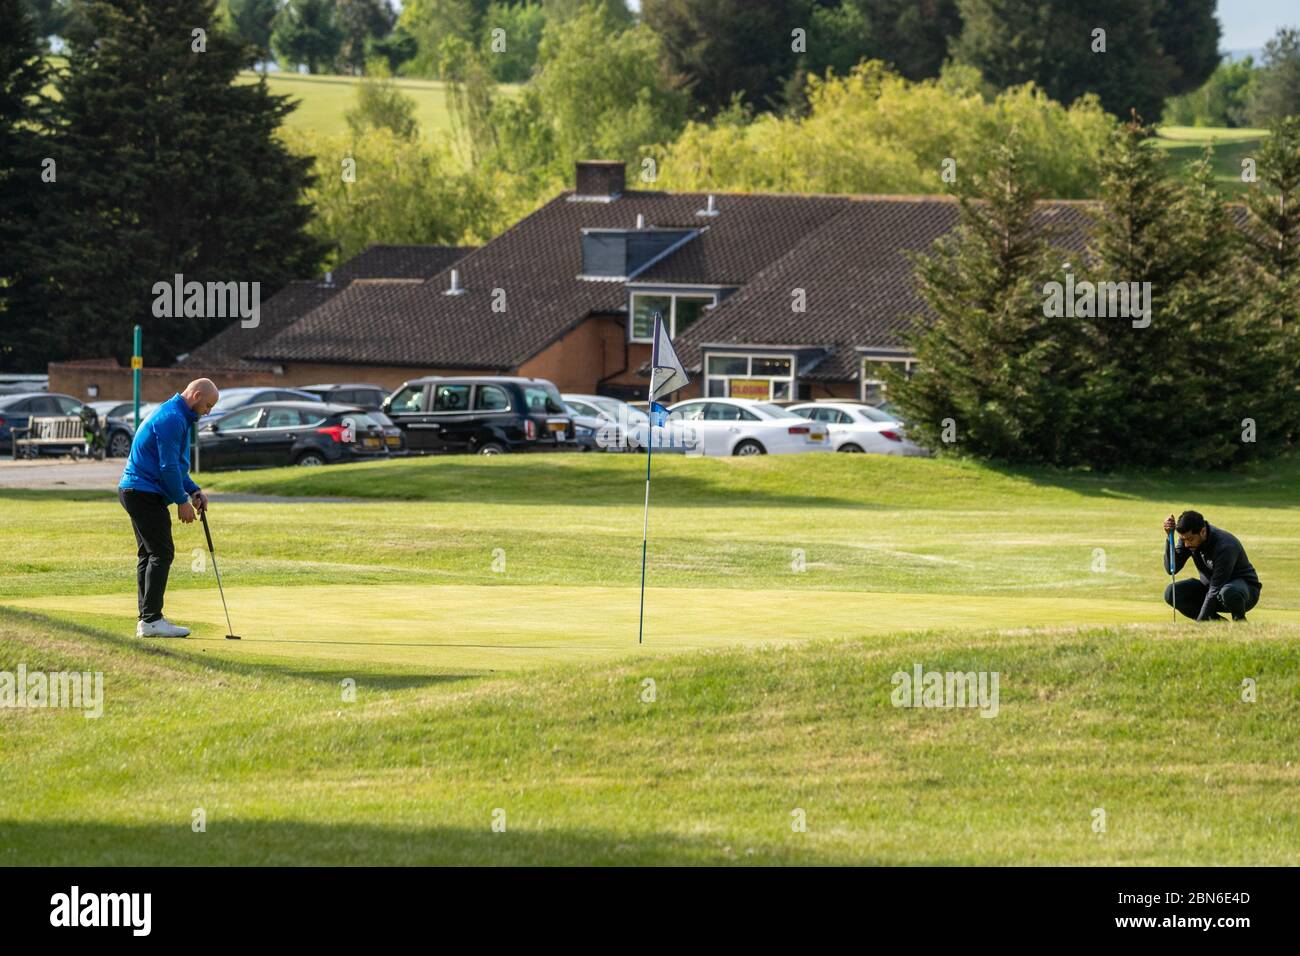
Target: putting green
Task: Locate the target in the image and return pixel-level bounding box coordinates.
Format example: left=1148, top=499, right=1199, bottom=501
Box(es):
left=11, top=584, right=1298, bottom=672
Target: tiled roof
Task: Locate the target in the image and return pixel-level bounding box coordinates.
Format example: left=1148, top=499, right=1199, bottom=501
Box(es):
left=249, top=191, right=851, bottom=367
left=673, top=197, right=1097, bottom=377
left=181, top=245, right=474, bottom=369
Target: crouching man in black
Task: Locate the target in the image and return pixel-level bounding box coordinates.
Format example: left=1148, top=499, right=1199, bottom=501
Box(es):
left=1163, top=511, right=1261, bottom=622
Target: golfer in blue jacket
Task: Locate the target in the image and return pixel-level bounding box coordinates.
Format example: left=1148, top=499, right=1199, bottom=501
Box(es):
left=118, top=379, right=219, bottom=637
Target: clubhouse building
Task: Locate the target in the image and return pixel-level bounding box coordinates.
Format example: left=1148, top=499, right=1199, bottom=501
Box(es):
left=51, top=161, right=1091, bottom=403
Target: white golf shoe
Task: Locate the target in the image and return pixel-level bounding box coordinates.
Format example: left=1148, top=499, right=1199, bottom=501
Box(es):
left=136, top=618, right=190, bottom=638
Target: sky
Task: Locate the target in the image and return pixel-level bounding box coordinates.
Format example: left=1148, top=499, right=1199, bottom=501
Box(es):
left=1217, top=0, right=1294, bottom=51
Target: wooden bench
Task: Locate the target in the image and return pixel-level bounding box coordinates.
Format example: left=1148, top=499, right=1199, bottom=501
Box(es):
left=11, top=416, right=87, bottom=459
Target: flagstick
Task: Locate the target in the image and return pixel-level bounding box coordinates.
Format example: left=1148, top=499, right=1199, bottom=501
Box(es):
left=637, top=415, right=654, bottom=644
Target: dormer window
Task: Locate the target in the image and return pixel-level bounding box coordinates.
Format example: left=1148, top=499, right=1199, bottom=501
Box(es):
left=580, top=228, right=697, bottom=280
left=629, top=290, right=718, bottom=342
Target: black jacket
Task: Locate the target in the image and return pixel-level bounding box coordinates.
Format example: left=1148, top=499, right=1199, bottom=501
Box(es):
left=1165, top=523, right=1261, bottom=621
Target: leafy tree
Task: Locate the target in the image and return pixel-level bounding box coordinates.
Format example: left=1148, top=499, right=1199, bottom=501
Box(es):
left=290, top=127, right=502, bottom=263
left=1248, top=28, right=1300, bottom=127
left=0, top=0, right=51, bottom=369
left=888, top=135, right=1084, bottom=464
left=368, top=22, right=418, bottom=74
left=654, top=62, right=1112, bottom=199
left=335, top=0, right=395, bottom=75
left=400, top=0, right=479, bottom=77
left=641, top=0, right=804, bottom=116
left=344, top=73, right=419, bottom=139
left=224, top=0, right=279, bottom=67
left=481, top=1, right=546, bottom=83
left=15, top=0, right=326, bottom=366
left=273, top=0, right=344, bottom=74
left=953, top=0, right=1219, bottom=121
left=1163, top=57, right=1256, bottom=128
left=21, top=0, right=71, bottom=46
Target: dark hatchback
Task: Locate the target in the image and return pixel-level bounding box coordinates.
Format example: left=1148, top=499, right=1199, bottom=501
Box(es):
left=382, top=376, right=574, bottom=455
left=197, top=402, right=394, bottom=470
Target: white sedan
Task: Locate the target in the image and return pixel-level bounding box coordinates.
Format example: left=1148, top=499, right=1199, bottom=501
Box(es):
left=787, top=401, right=926, bottom=455
left=666, top=398, right=831, bottom=456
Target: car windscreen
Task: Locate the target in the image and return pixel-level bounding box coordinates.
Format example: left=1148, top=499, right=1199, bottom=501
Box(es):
left=338, top=412, right=381, bottom=429
left=209, top=393, right=255, bottom=415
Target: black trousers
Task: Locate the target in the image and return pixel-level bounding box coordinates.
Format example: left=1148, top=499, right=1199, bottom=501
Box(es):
left=1164, top=577, right=1260, bottom=621
left=119, top=489, right=174, bottom=623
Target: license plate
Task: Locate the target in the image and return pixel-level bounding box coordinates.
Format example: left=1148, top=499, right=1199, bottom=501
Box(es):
left=547, top=421, right=567, bottom=432
left=810, top=432, right=825, bottom=441
left=363, top=437, right=380, bottom=448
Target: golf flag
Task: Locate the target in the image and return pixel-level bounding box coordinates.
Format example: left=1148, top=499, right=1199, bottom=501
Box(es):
left=639, top=312, right=689, bottom=644
left=649, top=312, right=689, bottom=418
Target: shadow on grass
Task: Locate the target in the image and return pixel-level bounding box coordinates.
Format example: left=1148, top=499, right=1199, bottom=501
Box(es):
left=979, top=454, right=1300, bottom=507
left=0, top=819, right=844, bottom=866
left=0, top=607, right=483, bottom=691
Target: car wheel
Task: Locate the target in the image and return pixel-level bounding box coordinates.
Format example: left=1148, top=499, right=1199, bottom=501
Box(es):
left=733, top=439, right=766, bottom=456
left=478, top=442, right=506, bottom=455
left=838, top=443, right=864, bottom=453
left=109, top=431, right=132, bottom=458
left=296, top=452, right=326, bottom=466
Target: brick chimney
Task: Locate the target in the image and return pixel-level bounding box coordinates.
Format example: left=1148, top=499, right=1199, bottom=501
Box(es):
left=573, top=160, right=625, bottom=201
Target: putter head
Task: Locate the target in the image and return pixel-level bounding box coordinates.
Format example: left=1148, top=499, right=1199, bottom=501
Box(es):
left=225, top=634, right=241, bottom=641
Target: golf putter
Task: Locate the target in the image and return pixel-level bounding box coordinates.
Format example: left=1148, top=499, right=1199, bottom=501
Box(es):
left=1170, top=528, right=1180, bottom=624
left=199, top=508, right=241, bottom=640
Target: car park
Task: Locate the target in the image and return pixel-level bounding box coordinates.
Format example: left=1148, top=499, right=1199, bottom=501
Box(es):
left=665, top=398, right=830, bottom=456
left=787, top=401, right=927, bottom=456
left=561, top=394, right=650, bottom=452
left=86, top=400, right=145, bottom=458
left=0, top=392, right=86, bottom=456
left=197, top=402, right=393, bottom=470
left=382, top=376, right=574, bottom=455
left=297, top=383, right=389, bottom=410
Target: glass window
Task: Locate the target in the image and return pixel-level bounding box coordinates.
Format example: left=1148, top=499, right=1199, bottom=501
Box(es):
left=675, top=296, right=712, bottom=335
left=752, top=402, right=799, bottom=419
left=53, top=396, right=82, bottom=414
left=433, top=384, right=471, bottom=412
left=220, top=407, right=263, bottom=429
left=668, top=402, right=705, bottom=421
left=703, top=403, right=743, bottom=421
left=522, top=385, right=563, bottom=414
left=263, top=407, right=303, bottom=429
left=631, top=294, right=671, bottom=340
left=388, top=385, right=425, bottom=413
left=855, top=405, right=894, bottom=423
left=706, top=379, right=727, bottom=397
left=475, top=384, right=511, bottom=411
left=33, top=397, right=60, bottom=414
left=752, top=357, right=791, bottom=377
left=707, top=355, right=748, bottom=376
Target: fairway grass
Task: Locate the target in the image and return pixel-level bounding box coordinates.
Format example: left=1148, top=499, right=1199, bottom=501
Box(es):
left=3, top=453, right=1300, bottom=864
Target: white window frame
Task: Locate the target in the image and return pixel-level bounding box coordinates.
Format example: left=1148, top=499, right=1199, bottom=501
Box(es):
left=704, top=352, right=796, bottom=401
left=860, top=354, right=917, bottom=403
left=629, top=290, right=719, bottom=342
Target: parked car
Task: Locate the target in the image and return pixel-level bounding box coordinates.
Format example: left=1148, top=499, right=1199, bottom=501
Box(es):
left=562, top=393, right=650, bottom=452
left=369, top=410, right=407, bottom=455
left=382, top=376, right=574, bottom=455
left=787, top=401, right=926, bottom=456
left=86, top=400, right=149, bottom=458
left=200, top=387, right=322, bottom=424
left=0, top=392, right=85, bottom=456
left=297, top=383, right=389, bottom=410
left=665, top=398, right=831, bottom=456
left=197, top=402, right=393, bottom=470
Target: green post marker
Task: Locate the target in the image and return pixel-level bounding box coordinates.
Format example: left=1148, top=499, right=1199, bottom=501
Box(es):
left=132, top=325, right=142, bottom=429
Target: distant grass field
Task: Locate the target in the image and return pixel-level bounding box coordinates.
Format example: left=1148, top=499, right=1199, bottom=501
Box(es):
left=3, top=453, right=1299, bottom=864
left=1154, top=125, right=1268, bottom=196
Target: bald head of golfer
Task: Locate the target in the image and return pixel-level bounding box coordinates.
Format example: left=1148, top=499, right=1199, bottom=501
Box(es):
left=116, top=378, right=221, bottom=638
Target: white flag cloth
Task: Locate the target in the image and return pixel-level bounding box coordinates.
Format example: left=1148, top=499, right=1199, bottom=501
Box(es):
left=650, top=312, right=689, bottom=403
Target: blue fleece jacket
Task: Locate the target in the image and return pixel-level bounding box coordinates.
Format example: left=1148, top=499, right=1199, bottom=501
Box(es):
left=118, top=394, right=201, bottom=505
